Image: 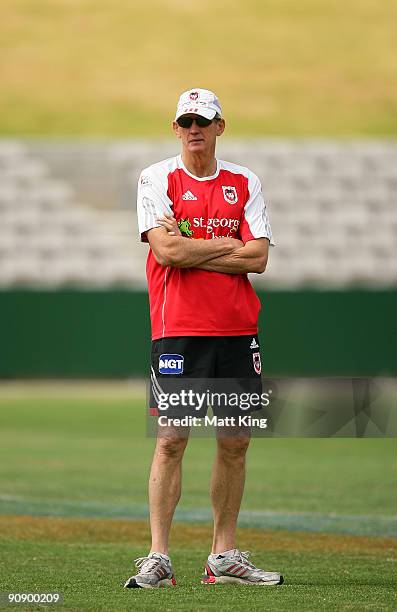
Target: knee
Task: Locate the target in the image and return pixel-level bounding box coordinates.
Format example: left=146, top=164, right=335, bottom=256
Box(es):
left=217, top=436, right=250, bottom=463
left=156, top=436, right=188, bottom=462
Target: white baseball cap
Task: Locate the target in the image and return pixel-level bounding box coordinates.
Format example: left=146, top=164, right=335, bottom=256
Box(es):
left=175, top=88, right=222, bottom=121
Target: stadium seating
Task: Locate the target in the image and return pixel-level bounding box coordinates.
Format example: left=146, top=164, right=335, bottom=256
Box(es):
left=0, top=140, right=396, bottom=288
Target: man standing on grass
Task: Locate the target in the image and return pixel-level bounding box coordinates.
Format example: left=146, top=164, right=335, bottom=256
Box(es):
left=124, top=88, right=283, bottom=588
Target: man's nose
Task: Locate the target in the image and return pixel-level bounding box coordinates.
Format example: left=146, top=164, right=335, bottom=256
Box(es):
left=189, top=120, right=200, bottom=132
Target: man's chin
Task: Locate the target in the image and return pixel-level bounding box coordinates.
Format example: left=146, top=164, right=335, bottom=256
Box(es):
left=187, top=141, right=205, bottom=151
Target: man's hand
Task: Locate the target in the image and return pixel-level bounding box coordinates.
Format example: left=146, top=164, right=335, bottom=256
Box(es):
left=156, top=213, right=182, bottom=236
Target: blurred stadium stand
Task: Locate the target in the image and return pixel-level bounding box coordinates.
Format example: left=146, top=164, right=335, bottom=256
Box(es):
left=1, top=140, right=396, bottom=290
left=1, top=139, right=396, bottom=377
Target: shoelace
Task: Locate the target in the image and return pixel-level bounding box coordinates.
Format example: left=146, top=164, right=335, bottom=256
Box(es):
left=234, top=551, right=256, bottom=570
left=134, top=555, right=163, bottom=574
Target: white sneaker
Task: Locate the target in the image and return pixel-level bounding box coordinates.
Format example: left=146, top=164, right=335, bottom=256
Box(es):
left=124, top=552, right=176, bottom=589
left=201, top=549, right=283, bottom=586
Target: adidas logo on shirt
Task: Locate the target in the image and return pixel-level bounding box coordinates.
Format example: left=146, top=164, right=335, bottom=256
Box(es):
left=250, top=338, right=259, bottom=349
left=182, top=190, right=198, bottom=201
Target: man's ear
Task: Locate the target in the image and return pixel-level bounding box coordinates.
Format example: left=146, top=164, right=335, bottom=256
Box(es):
left=172, top=121, right=181, bottom=139
left=216, top=119, right=225, bottom=137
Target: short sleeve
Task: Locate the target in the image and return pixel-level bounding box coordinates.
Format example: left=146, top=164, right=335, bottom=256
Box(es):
left=240, top=172, right=275, bottom=246
left=137, top=167, right=174, bottom=242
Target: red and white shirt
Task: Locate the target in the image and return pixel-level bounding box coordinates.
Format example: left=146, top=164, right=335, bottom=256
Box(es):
left=137, top=155, right=274, bottom=340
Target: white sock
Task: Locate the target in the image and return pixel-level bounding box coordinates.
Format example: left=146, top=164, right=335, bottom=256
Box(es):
left=150, top=551, right=171, bottom=563
left=210, top=548, right=236, bottom=558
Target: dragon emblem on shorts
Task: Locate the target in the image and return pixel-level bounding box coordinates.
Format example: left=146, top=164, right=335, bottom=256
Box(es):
left=253, top=352, right=262, bottom=375
left=178, top=218, right=194, bottom=237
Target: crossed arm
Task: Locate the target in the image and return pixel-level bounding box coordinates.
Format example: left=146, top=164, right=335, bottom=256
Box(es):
left=147, top=214, right=269, bottom=274
left=196, top=238, right=268, bottom=273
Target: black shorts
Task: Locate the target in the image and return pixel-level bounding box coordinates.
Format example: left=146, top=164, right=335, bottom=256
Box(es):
left=150, top=335, right=263, bottom=418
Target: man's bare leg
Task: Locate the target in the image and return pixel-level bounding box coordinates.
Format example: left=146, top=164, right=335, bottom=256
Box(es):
left=149, top=427, right=189, bottom=555
left=210, top=426, right=250, bottom=554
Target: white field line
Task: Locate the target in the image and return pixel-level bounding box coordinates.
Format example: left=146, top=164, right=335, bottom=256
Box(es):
left=1, top=377, right=396, bottom=401
left=0, top=495, right=396, bottom=536
left=0, top=380, right=147, bottom=400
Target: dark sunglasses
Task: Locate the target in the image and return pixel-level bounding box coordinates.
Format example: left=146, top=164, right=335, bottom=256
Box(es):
left=176, top=115, right=218, bottom=128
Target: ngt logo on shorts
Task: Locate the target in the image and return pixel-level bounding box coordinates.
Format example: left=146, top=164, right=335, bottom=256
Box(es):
left=159, top=354, right=184, bottom=374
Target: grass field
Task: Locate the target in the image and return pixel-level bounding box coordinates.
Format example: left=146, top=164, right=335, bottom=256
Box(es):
left=1, top=517, right=396, bottom=611
left=1, top=0, right=397, bottom=136
left=0, top=384, right=396, bottom=610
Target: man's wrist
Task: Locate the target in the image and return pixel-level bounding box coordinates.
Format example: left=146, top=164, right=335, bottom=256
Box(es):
left=200, top=237, right=242, bottom=260
left=215, top=238, right=237, bottom=256
left=225, top=237, right=244, bottom=252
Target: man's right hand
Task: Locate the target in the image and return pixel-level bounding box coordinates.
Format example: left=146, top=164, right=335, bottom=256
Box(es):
left=156, top=214, right=182, bottom=236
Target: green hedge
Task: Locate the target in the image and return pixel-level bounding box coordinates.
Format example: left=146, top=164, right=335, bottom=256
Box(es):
left=1, top=290, right=396, bottom=378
